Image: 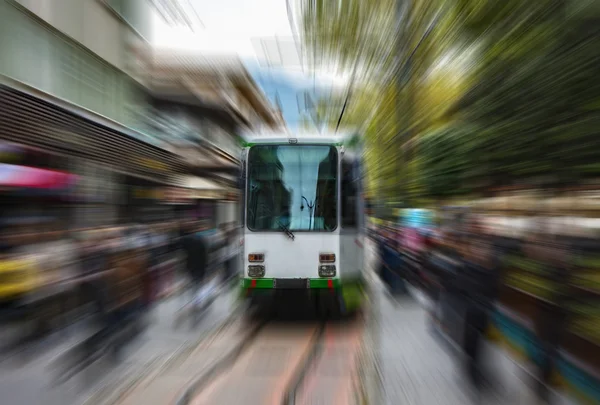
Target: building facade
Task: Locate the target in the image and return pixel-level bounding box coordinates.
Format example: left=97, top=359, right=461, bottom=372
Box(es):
left=0, top=0, right=287, bottom=228
left=0, top=0, right=153, bottom=137
left=135, top=50, right=287, bottom=226
left=0, top=0, right=190, bottom=227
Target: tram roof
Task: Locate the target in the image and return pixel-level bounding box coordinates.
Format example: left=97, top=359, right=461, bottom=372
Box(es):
left=242, top=131, right=359, bottom=146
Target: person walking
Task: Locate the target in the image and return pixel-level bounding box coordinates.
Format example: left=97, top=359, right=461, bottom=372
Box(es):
left=180, top=221, right=210, bottom=319
left=222, top=223, right=237, bottom=286
left=458, top=226, right=501, bottom=400
left=527, top=231, right=570, bottom=404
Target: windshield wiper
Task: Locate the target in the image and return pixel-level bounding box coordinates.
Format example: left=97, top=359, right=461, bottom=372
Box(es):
left=257, top=201, right=295, bottom=240
left=277, top=220, right=295, bottom=241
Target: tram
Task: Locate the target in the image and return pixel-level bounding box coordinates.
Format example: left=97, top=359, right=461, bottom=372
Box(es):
left=238, top=132, right=367, bottom=317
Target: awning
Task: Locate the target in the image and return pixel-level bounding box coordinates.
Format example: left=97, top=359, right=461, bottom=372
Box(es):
left=0, top=163, right=78, bottom=189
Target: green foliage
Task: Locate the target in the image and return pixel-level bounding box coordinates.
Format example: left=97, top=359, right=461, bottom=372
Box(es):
left=300, top=0, right=600, bottom=202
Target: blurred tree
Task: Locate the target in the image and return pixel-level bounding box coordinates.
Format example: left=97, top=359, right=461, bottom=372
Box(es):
left=300, top=0, right=600, bottom=204
left=448, top=0, right=600, bottom=189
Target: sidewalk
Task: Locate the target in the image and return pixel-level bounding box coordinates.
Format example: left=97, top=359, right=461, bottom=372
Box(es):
left=375, top=281, right=575, bottom=405
left=0, top=282, right=238, bottom=405
left=84, top=298, right=245, bottom=405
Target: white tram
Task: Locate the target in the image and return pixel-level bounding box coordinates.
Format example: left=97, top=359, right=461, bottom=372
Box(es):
left=238, top=132, right=367, bottom=317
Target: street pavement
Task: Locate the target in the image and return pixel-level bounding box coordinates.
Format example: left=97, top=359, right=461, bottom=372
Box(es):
left=0, top=283, right=237, bottom=405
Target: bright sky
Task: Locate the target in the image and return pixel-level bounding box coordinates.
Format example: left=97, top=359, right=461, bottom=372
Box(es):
left=152, top=0, right=292, bottom=59
left=151, top=0, right=350, bottom=89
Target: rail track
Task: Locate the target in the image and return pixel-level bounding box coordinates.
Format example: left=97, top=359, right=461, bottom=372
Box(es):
left=175, top=313, right=365, bottom=405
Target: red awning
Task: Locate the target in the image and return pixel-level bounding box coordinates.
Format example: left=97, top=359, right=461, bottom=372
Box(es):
left=0, top=163, right=78, bottom=189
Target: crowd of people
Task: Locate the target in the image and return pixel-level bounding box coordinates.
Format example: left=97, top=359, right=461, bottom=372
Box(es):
left=0, top=218, right=240, bottom=359
left=371, top=213, right=581, bottom=403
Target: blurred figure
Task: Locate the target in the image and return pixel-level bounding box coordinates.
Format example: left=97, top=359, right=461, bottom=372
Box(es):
left=525, top=229, right=570, bottom=403
left=47, top=223, right=78, bottom=329
left=459, top=222, right=501, bottom=398
left=215, top=223, right=229, bottom=281
left=145, top=224, right=162, bottom=308
left=376, top=228, right=390, bottom=289
left=76, top=229, right=107, bottom=320
left=0, top=224, right=38, bottom=321
left=223, top=223, right=239, bottom=286
left=429, top=229, right=462, bottom=314
left=180, top=221, right=211, bottom=314
left=110, top=227, right=145, bottom=352
left=377, top=227, right=406, bottom=296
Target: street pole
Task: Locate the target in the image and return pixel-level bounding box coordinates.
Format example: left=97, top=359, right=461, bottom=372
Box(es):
left=335, top=62, right=359, bottom=133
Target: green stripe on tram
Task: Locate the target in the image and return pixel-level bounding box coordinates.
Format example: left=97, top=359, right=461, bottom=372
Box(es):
left=241, top=278, right=274, bottom=289
left=241, top=278, right=342, bottom=289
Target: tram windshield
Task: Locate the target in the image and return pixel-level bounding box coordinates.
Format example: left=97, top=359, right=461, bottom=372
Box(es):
left=246, top=145, right=338, bottom=232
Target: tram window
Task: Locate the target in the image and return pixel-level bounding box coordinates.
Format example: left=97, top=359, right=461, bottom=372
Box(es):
left=246, top=145, right=337, bottom=231
left=341, top=161, right=357, bottom=228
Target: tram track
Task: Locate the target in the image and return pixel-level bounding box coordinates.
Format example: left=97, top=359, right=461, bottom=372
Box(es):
left=83, top=309, right=358, bottom=405
left=281, top=322, right=326, bottom=405
left=173, top=318, right=271, bottom=405
left=177, top=313, right=365, bottom=405
left=181, top=321, right=322, bottom=405
left=289, top=319, right=366, bottom=405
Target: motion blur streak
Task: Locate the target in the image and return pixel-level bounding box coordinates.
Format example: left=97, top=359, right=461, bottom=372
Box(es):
left=1, top=0, right=599, bottom=404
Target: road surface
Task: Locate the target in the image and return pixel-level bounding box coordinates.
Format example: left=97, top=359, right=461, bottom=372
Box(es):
left=0, top=287, right=237, bottom=405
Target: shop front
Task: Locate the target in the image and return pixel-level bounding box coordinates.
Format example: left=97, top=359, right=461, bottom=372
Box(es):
left=169, top=176, right=226, bottom=229
left=71, top=160, right=122, bottom=228
left=0, top=142, right=78, bottom=225
left=0, top=84, right=188, bottom=227
left=163, top=186, right=194, bottom=223
left=162, top=186, right=219, bottom=229
left=197, top=199, right=217, bottom=229
left=122, top=178, right=172, bottom=224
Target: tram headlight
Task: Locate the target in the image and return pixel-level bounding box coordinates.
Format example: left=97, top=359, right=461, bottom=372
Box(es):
left=248, top=253, right=264, bottom=263
left=319, top=253, right=335, bottom=263
left=248, top=265, right=265, bottom=278
left=318, top=265, right=336, bottom=277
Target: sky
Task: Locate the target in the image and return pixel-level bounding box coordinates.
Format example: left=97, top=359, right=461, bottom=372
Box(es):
left=150, top=0, right=348, bottom=129
left=151, top=0, right=293, bottom=59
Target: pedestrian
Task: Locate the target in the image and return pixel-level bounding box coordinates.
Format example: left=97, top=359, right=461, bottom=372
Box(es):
left=222, top=224, right=237, bottom=286
left=376, top=229, right=390, bottom=289
left=180, top=221, right=210, bottom=313
left=526, top=231, right=570, bottom=403
left=77, top=230, right=108, bottom=318
left=459, top=227, right=501, bottom=398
